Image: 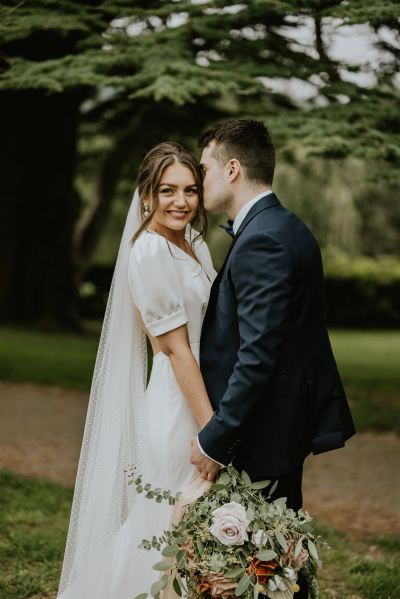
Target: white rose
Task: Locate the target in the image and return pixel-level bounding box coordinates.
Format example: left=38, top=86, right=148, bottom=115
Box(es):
left=283, top=567, right=297, bottom=581
left=268, top=575, right=286, bottom=592
left=252, top=529, right=268, bottom=547
left=209, top=501, right=250, bottom=546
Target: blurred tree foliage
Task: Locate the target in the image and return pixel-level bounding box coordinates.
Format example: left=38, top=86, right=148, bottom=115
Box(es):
left=0, top=0, right=399, bottom=328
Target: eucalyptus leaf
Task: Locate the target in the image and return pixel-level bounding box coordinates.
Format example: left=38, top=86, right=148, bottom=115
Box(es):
left=275, top=531, right=288, bottom=552
left=251, top=480, right=271, bottom=490
left=255, top=549, right=277, bottom=561
left=160, top=575, right=169, bottom=590
left=269, top=480, right=279, bottom=496
left=294, top=537, right=303, bottom=558
left=134, top=594, right=148, bottom=599
left=172, top=536, right=186, bottom=544
left=246, top=505, right=255, bottom=522
left=231, top=493, right=242, bottom=503
left=225, top=566, right=245, bottom=579
left=196, top=538, right=204, bottom=554
left=274, top=496, right=287, bottom=507
left=209, top=552, right=224, bottom=572
left=153, top=560, right=172, bottom=571
left=239, top=553, right=248, bottom=568
left=150, top=580, right=163, bottom=597
left=218, top=472, right=231, bottom=485
left=235, top=574, right=251, bottom=596
left=307, top=539, right=319, bottom=561
left=173, top=577, right=182, bottom=597
left=161, top=545, right=180, bottom=557
left=241, top=471, right=252, bottom=486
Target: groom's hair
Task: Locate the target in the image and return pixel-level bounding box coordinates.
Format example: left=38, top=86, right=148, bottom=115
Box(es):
left=198, top=119, right=275, bottom=185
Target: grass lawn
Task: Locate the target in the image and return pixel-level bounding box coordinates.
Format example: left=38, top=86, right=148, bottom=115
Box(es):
left=0, top=325, right=99, bottom=390
left=0, top=471, right=72, bottom=599
left=329, top=330, right=400, bottom=433
left=1, top=326, right=399, bottom=432
left=0, top=470, right=399, bottom=599
left=316, top=522, right=400, bottom=599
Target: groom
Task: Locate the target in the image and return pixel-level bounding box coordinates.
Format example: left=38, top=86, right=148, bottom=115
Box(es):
left=190, top=119, right=355, bottom=551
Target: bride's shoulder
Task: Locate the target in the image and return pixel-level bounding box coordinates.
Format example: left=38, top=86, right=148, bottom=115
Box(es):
left=130, top=229, right=169, bottom=263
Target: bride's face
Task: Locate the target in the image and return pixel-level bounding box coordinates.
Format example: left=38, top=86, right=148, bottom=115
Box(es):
left=150, top=162, right=199, bottom=232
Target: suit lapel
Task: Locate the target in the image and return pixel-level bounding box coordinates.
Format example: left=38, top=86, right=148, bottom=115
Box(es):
left=211, top=193, right=280, bottom=290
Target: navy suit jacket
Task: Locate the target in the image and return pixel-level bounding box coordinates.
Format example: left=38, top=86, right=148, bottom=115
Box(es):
left=199, top=193, right=355, bottom=477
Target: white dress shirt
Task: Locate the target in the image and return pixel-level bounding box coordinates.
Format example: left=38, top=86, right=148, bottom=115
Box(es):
left=197, top=188, right=272, bottom=468
left=232, top=189, right=272, bottom=234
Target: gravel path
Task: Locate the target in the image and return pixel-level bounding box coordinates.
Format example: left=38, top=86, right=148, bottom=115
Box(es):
left=1, top=381, right=399, bottom=538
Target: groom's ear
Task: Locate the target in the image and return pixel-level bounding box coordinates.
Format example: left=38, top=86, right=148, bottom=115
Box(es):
left=226, top=158, right=241, bottom=182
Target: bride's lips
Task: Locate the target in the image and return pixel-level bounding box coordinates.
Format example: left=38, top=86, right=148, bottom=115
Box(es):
left=167, top=210, right=190, bottom=220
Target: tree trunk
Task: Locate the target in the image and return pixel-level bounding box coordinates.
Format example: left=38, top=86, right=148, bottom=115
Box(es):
left=0, top=90, right=83, bottom=330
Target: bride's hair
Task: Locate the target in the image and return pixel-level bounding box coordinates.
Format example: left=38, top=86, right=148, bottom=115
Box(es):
left=132, top=142, right=207, bottom=244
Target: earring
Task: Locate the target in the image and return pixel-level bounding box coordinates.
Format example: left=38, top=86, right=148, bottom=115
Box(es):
left=143, top=203, right=150, bottom=218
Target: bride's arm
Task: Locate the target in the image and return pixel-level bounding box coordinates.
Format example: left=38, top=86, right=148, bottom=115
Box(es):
left=157, top=324, right=213, bottom=429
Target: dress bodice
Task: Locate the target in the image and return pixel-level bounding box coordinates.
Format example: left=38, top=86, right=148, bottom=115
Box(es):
left=128, top=229, right=216, bottom=347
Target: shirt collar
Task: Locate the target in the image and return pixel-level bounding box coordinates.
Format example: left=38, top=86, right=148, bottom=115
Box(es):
left=232, top=190, right=273, bottom=235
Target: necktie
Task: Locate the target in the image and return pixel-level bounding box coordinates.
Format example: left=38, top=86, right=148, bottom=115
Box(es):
left=219, top=219, right=235, bottom=238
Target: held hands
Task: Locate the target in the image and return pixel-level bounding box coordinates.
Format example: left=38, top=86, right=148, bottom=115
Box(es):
left=190, top=436, right=221, bottom=482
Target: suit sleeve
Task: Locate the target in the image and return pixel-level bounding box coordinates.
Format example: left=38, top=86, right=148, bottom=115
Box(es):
left=198, top=232, right=293, bottom=466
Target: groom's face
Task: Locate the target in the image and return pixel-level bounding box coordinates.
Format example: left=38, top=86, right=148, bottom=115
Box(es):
left=200, top=142, right=232, bottom=214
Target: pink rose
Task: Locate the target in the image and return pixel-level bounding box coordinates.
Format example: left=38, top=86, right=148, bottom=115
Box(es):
left=209, top=502, right=250, bottom=546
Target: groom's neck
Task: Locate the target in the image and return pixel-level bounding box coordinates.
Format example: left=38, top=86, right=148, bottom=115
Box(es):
left=228, top=185, right=271, bottom=220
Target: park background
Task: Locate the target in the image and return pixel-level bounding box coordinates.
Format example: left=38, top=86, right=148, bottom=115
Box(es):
left=0, top=1, right=399, bottom=598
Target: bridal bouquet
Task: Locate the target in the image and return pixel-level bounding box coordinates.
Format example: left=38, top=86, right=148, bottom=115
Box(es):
left=129, top=466, right=325, bottom=599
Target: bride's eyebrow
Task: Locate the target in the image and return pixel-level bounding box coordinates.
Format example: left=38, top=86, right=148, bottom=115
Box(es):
left=159, top=183, right=198, bottom=189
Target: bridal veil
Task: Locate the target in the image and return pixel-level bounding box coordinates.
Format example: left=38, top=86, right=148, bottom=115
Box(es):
left=57, top=189, right=150, bottom=595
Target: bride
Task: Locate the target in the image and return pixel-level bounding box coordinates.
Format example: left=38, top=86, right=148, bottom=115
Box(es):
left=57, top=142, right=221, bottom=598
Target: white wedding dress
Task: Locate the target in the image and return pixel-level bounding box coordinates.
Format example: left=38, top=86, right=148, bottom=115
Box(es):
left=57, top=229, right=216, bottom=599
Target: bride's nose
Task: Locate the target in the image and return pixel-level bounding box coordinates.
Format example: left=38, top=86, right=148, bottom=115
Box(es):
left=174, top=191, right=188, bottom=206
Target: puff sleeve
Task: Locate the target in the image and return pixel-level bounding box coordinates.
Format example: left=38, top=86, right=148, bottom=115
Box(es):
left=128, top=232, right=189, bottom=337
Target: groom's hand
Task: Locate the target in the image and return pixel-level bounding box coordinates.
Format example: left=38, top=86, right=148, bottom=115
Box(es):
left=190, top=437, right=221, bottom=482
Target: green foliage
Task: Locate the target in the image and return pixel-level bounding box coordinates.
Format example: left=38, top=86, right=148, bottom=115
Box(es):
left=1, top=0, right=399, bottom=168
left=324, top=250, right=400, bottom=284
left=0, top=1, right=398, bottom=334
left=323, top=251, right=400, bottom=327
left=268, top=91, right=400, bottom=169
left=328, top=0, right=400, bottom=28
left=83, top=248, right=400, bottom=329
